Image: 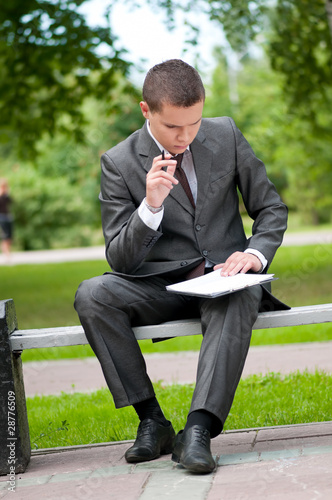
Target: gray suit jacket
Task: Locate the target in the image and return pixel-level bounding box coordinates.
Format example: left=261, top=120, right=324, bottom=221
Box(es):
left=100, top=117, right=289, bottom=311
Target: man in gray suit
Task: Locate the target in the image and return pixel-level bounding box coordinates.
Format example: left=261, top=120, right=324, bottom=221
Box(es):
left=75, top=59, right=288, bottom=474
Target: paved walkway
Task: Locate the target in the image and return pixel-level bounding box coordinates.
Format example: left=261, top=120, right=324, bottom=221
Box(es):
left=1, top=422, right=332, bottom=499
left=23, top=341, right=332, bottom=397
left=1, top=229, right=332, bottom=266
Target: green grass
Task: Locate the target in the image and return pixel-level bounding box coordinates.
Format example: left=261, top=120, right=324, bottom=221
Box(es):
left=27, top=371, right=332, bottom=449
left=1, top=243, right=332, bottom=362
left=1, top=260, right=109, bottom=329
left=242, top=214, right=332, bottom=235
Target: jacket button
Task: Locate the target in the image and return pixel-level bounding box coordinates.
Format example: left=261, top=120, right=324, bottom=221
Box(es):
left=180, top=261, right=188, bottom=266
left=195, top=224, right=201, bottom=231
left=202, top=250, right=208, bottom=257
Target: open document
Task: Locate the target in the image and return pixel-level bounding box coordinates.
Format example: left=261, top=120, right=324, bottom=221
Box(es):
left=166, top=270, right=276, bottom=298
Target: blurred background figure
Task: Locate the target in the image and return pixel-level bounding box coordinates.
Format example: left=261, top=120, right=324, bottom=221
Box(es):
left=0, top=178, right=14, bottom=261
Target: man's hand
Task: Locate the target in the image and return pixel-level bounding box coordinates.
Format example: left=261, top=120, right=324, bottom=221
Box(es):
left=214, top=252, right=262, bottom=276
left=146, top=153, right=178, bottom=208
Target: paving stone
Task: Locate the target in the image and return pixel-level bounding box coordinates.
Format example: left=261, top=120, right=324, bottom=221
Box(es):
left=218, top=452, right=260, bottom=466
left=134, top=459, right=175, bottom=472
left=207, top=454, right=332, bottom=500
left=139, top=470, right=213, bottom=500
left=255, top=421, right=332, bottom=442
left=259, top=448, right=301, bottom=461
left=2, top=424, right=332, bottom=499
left=25, top=442, right=130, bottom=477
left=212, top=430, right=257, bottom=457
left=13, top=472, right=149, bottom=500
left=254, top=435, right=332, bottom=453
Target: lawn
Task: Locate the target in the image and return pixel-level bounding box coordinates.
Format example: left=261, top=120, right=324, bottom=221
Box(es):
left=1, top=243, right=331, bottom=361
left=27, top=371, right=332, bottom=449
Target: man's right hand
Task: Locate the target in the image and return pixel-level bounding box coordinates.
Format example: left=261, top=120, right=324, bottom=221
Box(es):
left=146, top=153, right=179, bottom=209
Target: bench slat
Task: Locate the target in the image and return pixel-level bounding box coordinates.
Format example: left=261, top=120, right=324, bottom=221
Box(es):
left=9, top=304, right=332, bottom=351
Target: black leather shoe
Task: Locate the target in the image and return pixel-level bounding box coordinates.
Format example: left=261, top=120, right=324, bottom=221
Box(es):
left=172, top=425, right=216, bottom=474
left=125, top=419, right=175, bottom=463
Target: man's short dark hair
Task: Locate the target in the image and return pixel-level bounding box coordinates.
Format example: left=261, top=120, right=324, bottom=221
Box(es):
left=142, top=59, right=205, bottom=112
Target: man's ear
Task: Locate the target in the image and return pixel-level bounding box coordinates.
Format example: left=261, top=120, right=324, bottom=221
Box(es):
left=140, top=101, right=150, bottom=119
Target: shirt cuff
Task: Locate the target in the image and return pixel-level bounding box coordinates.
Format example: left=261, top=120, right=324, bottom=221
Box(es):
left=244, top=248, right=267, bottom=273
left=138, top=198, right=164, bottom=231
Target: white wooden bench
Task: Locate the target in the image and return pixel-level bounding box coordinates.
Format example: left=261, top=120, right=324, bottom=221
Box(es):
left=1, top=298, right=332, bottom=475
left=8, top=303, right=332, bottom=350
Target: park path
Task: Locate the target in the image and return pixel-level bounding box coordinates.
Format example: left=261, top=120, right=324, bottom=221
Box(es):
left=1, top=229, right=332, bottom=266
left=23, top=340, right=332, bottom=397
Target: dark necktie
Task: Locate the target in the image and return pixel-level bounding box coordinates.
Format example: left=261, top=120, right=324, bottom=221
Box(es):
left=172, top=153, right=195, bottom=208
left=172, top=153, right=205, bottom=280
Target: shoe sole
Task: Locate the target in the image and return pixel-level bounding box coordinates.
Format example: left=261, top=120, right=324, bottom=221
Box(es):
left=125, top=442, right=174, bottom=463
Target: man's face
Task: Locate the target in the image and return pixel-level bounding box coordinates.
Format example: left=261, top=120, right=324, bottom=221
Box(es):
left=140, top=100, right=204, bottom=156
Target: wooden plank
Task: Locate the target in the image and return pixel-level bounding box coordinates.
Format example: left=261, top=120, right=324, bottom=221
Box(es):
left=254, top=303, right=332, bottom=330
left=9, top=303, right=332, bottom=351
left=10, top=326, right=87, bottom=351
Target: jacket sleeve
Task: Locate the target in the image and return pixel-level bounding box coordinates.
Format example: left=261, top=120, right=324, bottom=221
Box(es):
left=99, top=151, right=163, bottom=273
left=230, top=118, right=288, bottom=268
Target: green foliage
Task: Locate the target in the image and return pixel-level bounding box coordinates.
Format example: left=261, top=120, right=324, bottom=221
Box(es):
left=143, top=0, right=332, bottom=123
left=1, top=78, right=144, bottom=251
left=0, top=0, right=131, bottom=158
left=9, top=165, right=100, bottom=250
left=2, top=0, right=331, bottom=246
left=204, top=52, right=332, bottom=224
left=145, top=0, right=268, bottom=52
left=26, top=371, right=332, bottom=448
left=269, top=0, right=332, bottom=123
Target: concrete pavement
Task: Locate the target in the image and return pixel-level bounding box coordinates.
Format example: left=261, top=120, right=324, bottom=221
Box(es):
left=1, top=422, right=332, bottom=499
left=22, top=341, right=332, bottom=397
left=1, top=229, right=332, bottom=266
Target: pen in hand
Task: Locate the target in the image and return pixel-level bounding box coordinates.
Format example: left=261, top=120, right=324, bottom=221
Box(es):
left=162, top=150, right=166, bottom=171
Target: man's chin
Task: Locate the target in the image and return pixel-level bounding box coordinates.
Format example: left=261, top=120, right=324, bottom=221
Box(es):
left=173, top=146, right=188, bottom=154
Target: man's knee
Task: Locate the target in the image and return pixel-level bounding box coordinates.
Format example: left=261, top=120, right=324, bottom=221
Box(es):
left=74, top=276, right=102, bottom=317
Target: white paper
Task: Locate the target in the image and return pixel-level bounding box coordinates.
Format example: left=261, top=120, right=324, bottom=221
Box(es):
left=166, top=270, right=275, bottom=298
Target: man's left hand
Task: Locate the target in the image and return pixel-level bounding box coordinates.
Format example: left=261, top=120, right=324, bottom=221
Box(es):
left=214, top=252, right=262, bottom=276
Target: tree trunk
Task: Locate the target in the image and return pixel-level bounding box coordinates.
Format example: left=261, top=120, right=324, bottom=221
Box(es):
left=326, top=0, right=332, bottom=40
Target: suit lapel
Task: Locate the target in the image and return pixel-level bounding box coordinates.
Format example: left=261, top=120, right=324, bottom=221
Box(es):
left=190, top=128, right=213, bottom=219
left=168, top=178, right=195, bottom=216
left=138, top=122, right=212, bottom=217
left=167, top=127, right=213, bottom=216
left=139, top=123, right=195, bottom=215
left=139, top=123, right=160, bottom=173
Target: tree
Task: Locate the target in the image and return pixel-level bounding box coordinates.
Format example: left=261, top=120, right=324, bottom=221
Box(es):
left=142, top=0, right=332, bottom=122
left=205, top=50, right=332, bottom=225
left=268, top=0, right=332, bottom=123
left=2, top=75, right=144, bottom=251
left=0, top=0, right=131, bottom=159
left=2, top=1, right=331, bottom=159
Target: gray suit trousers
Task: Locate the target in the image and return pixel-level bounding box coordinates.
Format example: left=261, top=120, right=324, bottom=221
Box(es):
left=74, top=273, right=262, bottom=434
